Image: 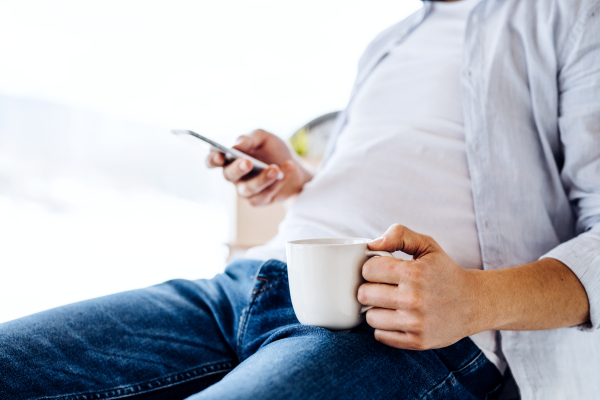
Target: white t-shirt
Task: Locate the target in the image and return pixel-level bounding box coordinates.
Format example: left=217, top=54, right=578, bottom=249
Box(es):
left=246, top=0, right=506, bottom=372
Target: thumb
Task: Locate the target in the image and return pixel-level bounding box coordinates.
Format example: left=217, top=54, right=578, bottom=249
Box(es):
left=368, top=224, right=439, bottom=259
left=232, top=135, right=256, bottom=154
left=233, top=129, right=269, bottom=154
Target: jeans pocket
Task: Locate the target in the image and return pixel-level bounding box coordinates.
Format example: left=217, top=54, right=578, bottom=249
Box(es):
left=251, top=259, right=289, bottom=298
left=236, top=259, right=297, bottom=360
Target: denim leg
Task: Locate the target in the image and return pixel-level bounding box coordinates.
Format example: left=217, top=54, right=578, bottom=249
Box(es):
left=189, top=259, right=504, bottom=400
left=1, top=258, right=503, bottom=400
left=0, top=259, right=264, bottom=400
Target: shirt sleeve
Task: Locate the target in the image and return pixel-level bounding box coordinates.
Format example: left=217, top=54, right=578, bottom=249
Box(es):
left=540, top=2, right=600, bottom=331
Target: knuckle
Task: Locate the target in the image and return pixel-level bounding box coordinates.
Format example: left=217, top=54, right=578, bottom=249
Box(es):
left=409, top=266, right=424, bottom=282
left=234, top=134, right=249, bottom=146
left=357, top=286, right=369, bottom=304
left=250, top=129, right=268, bottom=141
left=423, top=235, right=437, bottom=248
left=391, top=224, right=406, bottom=235
left=259, top=170, right=274, bottom=185
left=387, top=258, right=400, bottom=274
left=365, top=310, right=376, bottom=325
left=223, top=168, right=233, bottom=182
left=406, top=292, right=424, bottom=311
left=248, top=196, right=266, bottom=207
left=225, top=163, right=243, bottom=181
left=205, top=154, right=215, bottom=167
left=236, top=183, right=251, bottom=198
left=405, top=264, right=425, bottom=284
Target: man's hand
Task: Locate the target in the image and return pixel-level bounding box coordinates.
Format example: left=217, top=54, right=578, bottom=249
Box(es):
left=358, top=224, right=482, bottom=350
left=206, top=129, right=314, bottom=206
left=359, top=224, right=591, bottom=351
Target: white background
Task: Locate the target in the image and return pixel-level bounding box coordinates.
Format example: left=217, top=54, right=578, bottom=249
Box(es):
left=0, top=0, right=421, bottom=323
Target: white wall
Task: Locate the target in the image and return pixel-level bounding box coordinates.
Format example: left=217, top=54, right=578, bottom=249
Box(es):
left=0, top=0, right=421, bottom=139
left=0, top=0, right=422, bottom=323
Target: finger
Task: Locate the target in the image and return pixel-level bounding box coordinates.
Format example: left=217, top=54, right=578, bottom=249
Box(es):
left=357, top=282, right=401, bottom=309
left=232, top=129, right=269, bottom=154
left=246, top=161, right=294, bottom=206
left=206, top=151, right=225, bottom=168
left=362, top=256, right=406, bottom=284
left=373, top=329, right=426, bottom=351
left=368, top=224, right=439, bottom=259
left=223, top=158, right=254, bottom=183
left=365, top=308, right=415, bottom=332
left=236, top=165, right=281, bottom=198
left=246, top=178, right=283, bottom=206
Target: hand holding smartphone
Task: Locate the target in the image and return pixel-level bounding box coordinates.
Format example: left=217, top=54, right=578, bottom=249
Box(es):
left=172, top=129, right=284, bottom=180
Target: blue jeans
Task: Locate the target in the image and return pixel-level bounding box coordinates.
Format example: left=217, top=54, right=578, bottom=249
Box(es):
left=0, top=259, right=503, bottom=399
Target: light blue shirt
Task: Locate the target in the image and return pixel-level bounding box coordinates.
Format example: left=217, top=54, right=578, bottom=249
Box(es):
left=324, top=1, right=600, bottom=398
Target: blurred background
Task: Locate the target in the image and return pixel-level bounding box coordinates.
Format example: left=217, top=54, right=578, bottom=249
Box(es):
left=0, top=0, right=421, bottom=323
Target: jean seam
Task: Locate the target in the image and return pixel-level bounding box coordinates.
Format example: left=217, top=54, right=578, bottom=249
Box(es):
left=419, top=374, right=454, bottom=400
left=484, top=381, right=504, bottom=400
left=236, top=260, right=287, bottom=359
left=452, top=351, right=486, bottom=377
left=29, top=360, right=235, bottom=400
left=236, top=274, right=266, bottom=355
left=236, top=301, right=254, bottom=356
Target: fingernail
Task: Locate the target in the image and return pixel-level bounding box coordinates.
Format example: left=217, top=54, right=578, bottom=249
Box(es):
left=239, top=160, right=251, bottom=172
left=369, top=237, right=384, bottom=245
left=267, top=168, right=278, bottom=179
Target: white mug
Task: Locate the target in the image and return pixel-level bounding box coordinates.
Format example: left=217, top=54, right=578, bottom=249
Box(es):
left=286, top=238, right=395, bottom=331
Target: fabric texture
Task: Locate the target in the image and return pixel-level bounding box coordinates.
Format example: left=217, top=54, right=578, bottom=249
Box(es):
left=0, top=259, right=503, bottom=400
left=320, top=1, right=600, bottom=399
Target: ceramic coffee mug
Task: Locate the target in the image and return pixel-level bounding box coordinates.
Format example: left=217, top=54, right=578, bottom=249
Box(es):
left=286, top=238, right=395, bottom=331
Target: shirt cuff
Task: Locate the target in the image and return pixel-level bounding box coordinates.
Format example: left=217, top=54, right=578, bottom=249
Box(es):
left=540, top=227, right=600, bottom=331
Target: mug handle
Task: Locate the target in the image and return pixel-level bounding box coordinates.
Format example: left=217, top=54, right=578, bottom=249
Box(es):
left=360, top=250, right=396, bottom=313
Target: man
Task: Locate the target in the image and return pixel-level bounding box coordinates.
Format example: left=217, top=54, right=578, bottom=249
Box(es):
left=1, top=0, right=599, bottom=399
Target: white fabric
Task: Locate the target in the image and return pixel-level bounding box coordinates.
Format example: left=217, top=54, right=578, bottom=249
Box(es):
left=246, top=0, right=506, bottom=372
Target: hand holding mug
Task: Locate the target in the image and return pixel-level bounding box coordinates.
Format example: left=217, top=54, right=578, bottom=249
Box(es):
left=359, top=224, right=481, bottom=350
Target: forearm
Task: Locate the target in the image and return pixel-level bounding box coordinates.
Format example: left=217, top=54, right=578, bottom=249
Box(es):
left=472, top=258, right=590, bottom=332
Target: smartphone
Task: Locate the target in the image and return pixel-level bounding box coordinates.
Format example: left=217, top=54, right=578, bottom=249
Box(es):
left=171, top=129, right=284, bottom=179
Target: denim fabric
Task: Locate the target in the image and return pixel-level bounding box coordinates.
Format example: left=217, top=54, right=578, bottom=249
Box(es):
left=322, top=1, right=600, bottom=398
left=0, top=259, right=503, bottom=400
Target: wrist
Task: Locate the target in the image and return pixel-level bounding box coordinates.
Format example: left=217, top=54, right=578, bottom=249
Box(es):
left=465, top=269, right=502, bottom=334
left=292, top=156, right=315, bottom=187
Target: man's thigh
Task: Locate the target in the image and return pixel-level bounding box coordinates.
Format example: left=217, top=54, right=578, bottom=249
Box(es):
left=190, top=259, right=503, bottom=400
left=0, top=258, right=263, bottom=400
